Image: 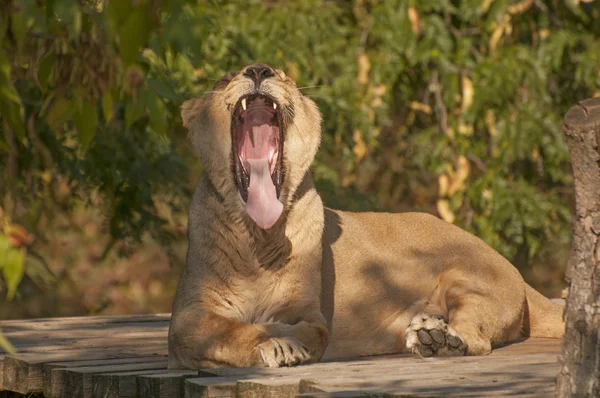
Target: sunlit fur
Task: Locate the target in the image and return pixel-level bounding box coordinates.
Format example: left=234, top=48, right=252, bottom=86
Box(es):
left=169, top=64, right=564, bottom=370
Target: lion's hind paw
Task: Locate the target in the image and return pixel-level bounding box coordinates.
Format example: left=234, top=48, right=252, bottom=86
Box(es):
left=405, top=313, right=467, bottom=357
left=258, top=337, right=310, bottom=367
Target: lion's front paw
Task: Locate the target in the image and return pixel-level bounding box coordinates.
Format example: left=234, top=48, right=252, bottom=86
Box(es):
left=257, top=337, right=310, bottom=367
left=405, top=313, right=467, bottom=357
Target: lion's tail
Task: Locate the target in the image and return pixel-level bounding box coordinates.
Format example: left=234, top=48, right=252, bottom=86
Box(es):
left=522, top=283, right=565, bottom=338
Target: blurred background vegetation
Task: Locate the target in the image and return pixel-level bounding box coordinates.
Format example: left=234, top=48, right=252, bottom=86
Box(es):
left=0, top=0, right=599, bottom=322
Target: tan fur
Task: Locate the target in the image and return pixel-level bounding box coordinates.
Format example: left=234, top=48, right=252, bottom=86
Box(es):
left=168, top=64, right=565, bottom=369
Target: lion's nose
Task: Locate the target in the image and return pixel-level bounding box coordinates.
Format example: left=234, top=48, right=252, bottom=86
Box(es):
left=243, top=64, right=275, bottom=87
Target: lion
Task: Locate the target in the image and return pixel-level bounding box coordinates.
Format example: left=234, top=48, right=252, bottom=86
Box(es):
left=168, top=63, right=564, bottom=369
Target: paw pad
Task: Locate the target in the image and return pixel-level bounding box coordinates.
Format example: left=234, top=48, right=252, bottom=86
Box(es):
left=405, top=313, right=467, bottom=357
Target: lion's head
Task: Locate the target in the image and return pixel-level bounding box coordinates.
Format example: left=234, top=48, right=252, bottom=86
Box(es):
left=181, top=63, right=322, bottom=229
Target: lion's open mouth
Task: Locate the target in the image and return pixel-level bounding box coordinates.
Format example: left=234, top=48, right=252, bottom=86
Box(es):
left=232, top=93, right=284, bottom=229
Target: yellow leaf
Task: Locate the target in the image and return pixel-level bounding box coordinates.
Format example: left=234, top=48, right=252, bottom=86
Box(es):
left=457, top=121, right=473, bottom=136
left=449, top=156, right=470, bottom=196
left=371, top=84, right=386, bottom=97
left=357, top=53, right=371, bottom=86
left=352, top=129, right=368, bottom=163
left=490, top=25, right=505, bottom=52
left=508, top=0, right=534, bottom=15
left=437, top=199, right=455, bottom=223
left=460, top=76, right=474, bottom=113
left=485, top=110, right=497, bottom=136
left=482, top=189, right=493, bottom=201
left=490, top=15, right=511, bottom=52
left=408, top=7, right=421, bottom=35
left=481, top=0, right=495, bottom=13
left=409, top=101, right=432, bottom=114
left=438, top=174, right=449, bottom=197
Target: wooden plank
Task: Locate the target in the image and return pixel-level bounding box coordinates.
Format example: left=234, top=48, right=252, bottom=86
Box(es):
left=1, top=322, right=169, bottom=351
left=294, top=355, right=559, bottom=397
left=184, top=377, right=241, bottom=398
left=0, top=314, right=170, bottom=328
left=136, top=370, right=198, bottom=398
left=184, top=345, right=561, bottom=398
left=3, top=356, right=42, bottom=395
left=43, top=356, right=168, bottom=398
left=91, top=369, right=168, bottom=398
left=2, top=346, right=167, bottom=394
left=1, top=321, right=169, bottom=338
left=3, top=333, right=168, bottom=354
left=237, top=376, right=304, bottom=398
left=63, top=359, right=168, bottom=398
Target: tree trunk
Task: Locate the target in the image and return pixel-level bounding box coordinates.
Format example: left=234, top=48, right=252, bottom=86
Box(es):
left=556, top=97, right=600, bottom=397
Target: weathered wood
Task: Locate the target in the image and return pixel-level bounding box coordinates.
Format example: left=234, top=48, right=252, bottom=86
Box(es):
left=0, top=314, right=170, bottom=328
left=557, top=96, right=600, bottom=397
left=0, top=315, right=169, bottom=391
left=0, top=314, right=564, bottom=397
left=237, top=376, right=303, bottom=398
left=91, top=369, right=167, bottom=398
left=61, top=358, right=168, bottom=398
left=2, top=355, right=43, bottom=395
left=1, top=321, right=169, bottom=351
left=184, top=376, right=240, bottom=398
left=44, top=356, right=168, bottom=398
left=136, top=370, right=198, bottom=398
left=184, top=341, right=561, bottom=397
left=2, top=346, right=167, bottom=393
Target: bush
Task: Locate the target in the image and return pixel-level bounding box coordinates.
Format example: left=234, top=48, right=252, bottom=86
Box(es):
left=1, top=0, right=599, bottom=316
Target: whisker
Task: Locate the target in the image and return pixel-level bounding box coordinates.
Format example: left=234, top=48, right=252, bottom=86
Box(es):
left=291, top=94, right=328, bottom=100
left=297, top=85, right=322, bottom=90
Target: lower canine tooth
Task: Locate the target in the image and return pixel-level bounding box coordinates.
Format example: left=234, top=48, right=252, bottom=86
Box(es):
left=273, top=103, right=277, bottom=110
left=241, top=98, right=247, bottom=110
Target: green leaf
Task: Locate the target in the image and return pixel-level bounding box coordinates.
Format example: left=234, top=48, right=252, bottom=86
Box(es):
left=0, top=329, right=16, bottom=355
left=147, top=95, right=167, bottom=136
left=53, top=0, right=82, bottom=38
left=0, top=50, right=25, bottom=137
left=0, top=51, right=23, bottom=104
left=24, top=253, right=56, bottom=285
left=104, top=0, right=133, bottom=31
left=38, top=52, right=56, bottom=91
left=73, top=102, right=98, bottom=149
left=146, top=78, right=178, bottom=101
left=125, top=99, right=145, bottom=128
left=0, top=235, right=24, bottom=300
left=46, top=97, right=74, bottom=132
left=102, top=91, right=114, bottom=123
left=11, top=0, right=36, bottom=48
left=118, top=6, right=151, bottom=66
left=0, top=101, right=26, bottom=139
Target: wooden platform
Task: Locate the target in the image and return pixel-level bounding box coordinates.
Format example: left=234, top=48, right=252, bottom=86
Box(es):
left=0, top=314, right=562, bottom=397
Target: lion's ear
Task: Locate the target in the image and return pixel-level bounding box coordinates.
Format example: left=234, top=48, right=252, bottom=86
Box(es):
left=213, top=71, right=236, bottom=91
left=181, top=97, right=206, bottom=129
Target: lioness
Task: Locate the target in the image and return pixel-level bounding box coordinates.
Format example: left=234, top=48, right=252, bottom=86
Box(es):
left=168, top=63, right=564, bottom=369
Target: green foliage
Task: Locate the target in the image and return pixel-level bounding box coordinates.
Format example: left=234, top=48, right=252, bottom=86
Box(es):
left=0, top=234, right=24, bottom=300
left=1, top=0, right=599, bottom=311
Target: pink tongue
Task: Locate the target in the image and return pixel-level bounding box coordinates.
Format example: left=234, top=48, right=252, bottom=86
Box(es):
left=241, top=122, right=282, bottom=230
left=245, top=158, right=283, bottom=229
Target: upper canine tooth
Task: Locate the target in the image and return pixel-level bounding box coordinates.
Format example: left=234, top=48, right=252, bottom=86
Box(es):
left=241, top=98, right=247, bottom=110
left=273, top=103, right=277, bottom=110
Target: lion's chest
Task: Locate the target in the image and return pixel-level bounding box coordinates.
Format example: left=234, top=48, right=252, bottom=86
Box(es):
left=216, top=275, right=286, bottom=324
